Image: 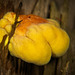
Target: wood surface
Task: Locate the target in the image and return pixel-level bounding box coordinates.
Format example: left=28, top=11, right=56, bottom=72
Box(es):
left=0, top=0, right=75, bottom=75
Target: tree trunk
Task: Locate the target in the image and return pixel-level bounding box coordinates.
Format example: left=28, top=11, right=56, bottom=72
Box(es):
left=0, top=0, right=75, bottom=75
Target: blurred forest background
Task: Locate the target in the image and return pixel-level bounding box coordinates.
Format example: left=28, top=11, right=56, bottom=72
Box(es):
left=0, top=0, right=75, bottom=75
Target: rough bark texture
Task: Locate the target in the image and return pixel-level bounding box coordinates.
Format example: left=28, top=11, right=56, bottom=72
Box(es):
left=0, top=0, right=75, bottom=75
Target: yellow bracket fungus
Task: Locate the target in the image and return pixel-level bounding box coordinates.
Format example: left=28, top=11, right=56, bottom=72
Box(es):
left=0, top=12, right=70, bottom=65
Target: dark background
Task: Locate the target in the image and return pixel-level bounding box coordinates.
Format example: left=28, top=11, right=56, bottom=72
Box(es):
left=0, top=0, right=75, bottom=75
